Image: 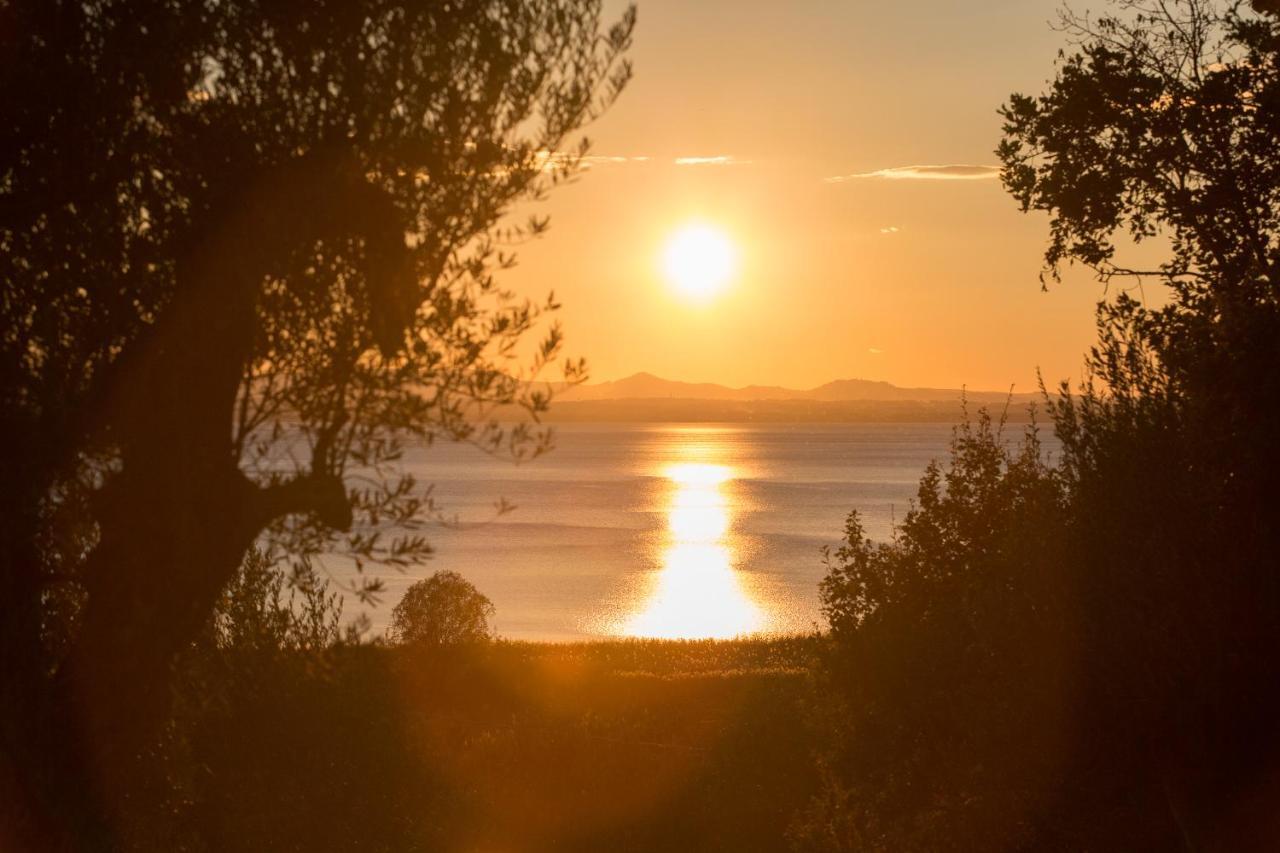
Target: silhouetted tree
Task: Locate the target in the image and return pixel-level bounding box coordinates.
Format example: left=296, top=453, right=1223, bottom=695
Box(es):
left=0, top=1, right=632, bottom=848
left=803, top=1, right=1280, bottom=849
left=390, top=571, right=495, bottom=646
left=998, top=1, right=1280, bottom=845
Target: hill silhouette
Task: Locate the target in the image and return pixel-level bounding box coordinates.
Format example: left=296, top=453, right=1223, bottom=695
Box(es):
left=558, top=372, right=1037, bottom=404
left=541, top=372, right=1041, bottom=423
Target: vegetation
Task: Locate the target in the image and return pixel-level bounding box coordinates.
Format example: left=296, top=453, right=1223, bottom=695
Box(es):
left=120, top=552, right=823, bottom=852
left=0, top=1, right=632, bottom=848
left=799, top=1, right=1280, bottom=849
left=4, top=1, right=1279, bottom=851
left=796, top=415, right=1074, bottom=851
left=390, top=570, right=495, bottom=646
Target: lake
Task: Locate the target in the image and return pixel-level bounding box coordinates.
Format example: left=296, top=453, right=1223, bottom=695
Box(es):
left=339, top=422, right=1050, bottom=641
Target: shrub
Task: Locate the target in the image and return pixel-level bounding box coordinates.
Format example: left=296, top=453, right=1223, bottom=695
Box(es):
left=389, top=571, right=495, bottom=646
left=797, top=411, right=1072, bottom=852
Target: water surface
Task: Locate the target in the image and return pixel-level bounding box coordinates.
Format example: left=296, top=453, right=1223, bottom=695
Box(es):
left=339, top=422, right=1043, bottom=640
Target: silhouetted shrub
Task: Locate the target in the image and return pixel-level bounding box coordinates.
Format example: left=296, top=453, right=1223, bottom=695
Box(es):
left=209, top=549, right=347, bottom=655
left=390, top=571, right=495, bottom=646
left=795, top=411, right=1073, bottom=852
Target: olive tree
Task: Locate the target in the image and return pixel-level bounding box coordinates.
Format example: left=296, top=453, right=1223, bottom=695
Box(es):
left=0, top=1, right=632, bottom=847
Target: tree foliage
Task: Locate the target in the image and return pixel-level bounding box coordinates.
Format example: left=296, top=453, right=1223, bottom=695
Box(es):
left=0, top=2, right=632, bottom=849
left=803, top=2, right=1280, bottom=849
left=390, top=570, right=495, bottom=646
left=999, top=0, right=1280, bottom=287
left=1000, top=4, right=1280, bottom=753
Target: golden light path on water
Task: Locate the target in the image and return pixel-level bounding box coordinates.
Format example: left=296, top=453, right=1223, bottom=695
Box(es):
left=621, top=461, right=764, bottom=639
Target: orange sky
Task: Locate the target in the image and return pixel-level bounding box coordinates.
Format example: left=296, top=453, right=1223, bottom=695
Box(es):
left=501, top=0, right=1147, bottom=392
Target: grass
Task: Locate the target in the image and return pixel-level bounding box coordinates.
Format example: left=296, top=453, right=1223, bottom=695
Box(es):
left=184, top=636, right=823, bottom=852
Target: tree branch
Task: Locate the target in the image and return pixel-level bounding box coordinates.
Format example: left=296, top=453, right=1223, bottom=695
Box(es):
left=254, top=473, right=353, bottom=532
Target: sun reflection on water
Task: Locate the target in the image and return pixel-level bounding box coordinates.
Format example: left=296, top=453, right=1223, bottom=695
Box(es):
left=622, top=461, right=763, bottom=639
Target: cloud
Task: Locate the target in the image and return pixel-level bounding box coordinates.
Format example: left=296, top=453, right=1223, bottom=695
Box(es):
left=534, top=151, right=650, bottom=173
left=825, top=164, right=1001, bottom=183
left=674, top=155, right=749, bottom=166
left=527, top=152, right=748, bottom=174
left=879, top=226, right=900, bottom=234
left=583, top=155, right=651, bottom=167
left=530, top=151, right=750, bottom=173
left=868, top=347, right=884, bottom=355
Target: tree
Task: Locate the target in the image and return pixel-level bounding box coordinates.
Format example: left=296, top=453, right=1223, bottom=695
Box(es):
left=803, top=2, right=1280, bottom=849
left=1000, top=0, right=1279, bottom=287
left=390, top=571, right=495, bottom=646
left=0, top=1, right=632, bottom=848
left=996, top=3, right=1280, bottom=844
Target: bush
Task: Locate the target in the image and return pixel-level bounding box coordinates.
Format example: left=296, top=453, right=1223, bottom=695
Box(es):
left=389, top=571, right=494, bottom=646
left=797, top=410, right=1073, bottom=852
left=210, top=548, right=347, bottom=656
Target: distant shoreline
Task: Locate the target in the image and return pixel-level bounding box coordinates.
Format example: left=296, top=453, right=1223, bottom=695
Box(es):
left=542, top=397, right=1045, bottom=424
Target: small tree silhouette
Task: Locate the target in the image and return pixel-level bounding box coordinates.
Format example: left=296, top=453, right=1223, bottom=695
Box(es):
left=390, top=571, right=494, bottom=646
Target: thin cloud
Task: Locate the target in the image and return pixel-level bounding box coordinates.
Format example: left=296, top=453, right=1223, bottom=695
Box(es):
left=534, top=151, right=650, bottom=173
left=826, top=164, right=1001, bottom=183
left=531, top=152, right=747, bottom=172
left=674, top=155, right=749, bottom=166
left=529, top=152, right=748, bottom=174
left=879, top=226, right=900, bottom=234
left=868, top=347, right=884, bottom=355
left=583, top=155, right=651, bottom=167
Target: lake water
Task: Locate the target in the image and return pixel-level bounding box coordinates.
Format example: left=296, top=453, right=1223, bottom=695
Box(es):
left=341, top=422, right=1041, bottom=641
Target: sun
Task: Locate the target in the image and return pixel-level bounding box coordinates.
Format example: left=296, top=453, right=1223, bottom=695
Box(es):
left=662, top=223, right=736, bottom=300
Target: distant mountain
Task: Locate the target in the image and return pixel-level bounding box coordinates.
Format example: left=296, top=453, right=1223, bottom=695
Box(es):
left=557, top=372, right=1036, bottom=404
left=543, top=397, right=1041, bottom=424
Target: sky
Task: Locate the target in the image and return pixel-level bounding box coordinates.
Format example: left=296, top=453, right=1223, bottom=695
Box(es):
left=500, top=0, right=1131, bottom=392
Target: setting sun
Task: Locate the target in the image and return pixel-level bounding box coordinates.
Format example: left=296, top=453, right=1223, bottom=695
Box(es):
left=662, top=223, right=736, bottom=300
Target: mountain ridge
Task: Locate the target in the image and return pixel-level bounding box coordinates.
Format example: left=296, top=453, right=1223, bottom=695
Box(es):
left=558, top=371, right=1037, bottom=404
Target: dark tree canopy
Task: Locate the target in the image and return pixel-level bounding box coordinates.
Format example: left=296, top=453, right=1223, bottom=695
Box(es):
left=997, top=0, right=1280, bottom=528
left=390, top=570, right=495, bottom=646
left=801, top=2, right=1280, bottom=850
left=999, top=0, right=1280, bottom=304
left=0, top=2, right=632, bottom=849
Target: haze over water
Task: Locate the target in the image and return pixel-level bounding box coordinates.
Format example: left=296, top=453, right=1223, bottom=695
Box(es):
left=352, top=422, right=1056, bottom=640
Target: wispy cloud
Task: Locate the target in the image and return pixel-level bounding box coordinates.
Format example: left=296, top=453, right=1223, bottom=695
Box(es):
left=825, top=164, right=1001, bottom=183
left=879, top=226, right=900, bottom=235
left=583, top=155, right=650, bottom=167
left=536, top=152, right=651, bottom=172
left=534, top=152, right=747, bottom=172
left=528, top=151, right=749, bottom=174
left=868, top=347, right=884, bottom=355
left=674, top=155, right=749, bottom=166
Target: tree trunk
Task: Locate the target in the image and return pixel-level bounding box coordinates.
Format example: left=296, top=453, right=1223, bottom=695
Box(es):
left=19, top=153, right=411, bottom=849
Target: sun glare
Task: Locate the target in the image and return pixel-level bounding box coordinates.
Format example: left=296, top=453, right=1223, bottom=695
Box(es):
left=662, top=224, right=736, bottom=301
left=622, top=461, right=763, bottom=639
